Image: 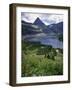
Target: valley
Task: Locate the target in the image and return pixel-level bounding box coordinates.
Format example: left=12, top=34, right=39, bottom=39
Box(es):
left=21, top=17, right=63, bottom=77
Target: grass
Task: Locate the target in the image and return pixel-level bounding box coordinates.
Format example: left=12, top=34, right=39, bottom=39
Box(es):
left=21, top=41, right=63, bottom=77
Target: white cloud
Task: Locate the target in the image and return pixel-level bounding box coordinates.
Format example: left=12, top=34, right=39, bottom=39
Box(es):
left=21, top=12, right=63, bottom=25
left=21, top=13, right=41, bottom=23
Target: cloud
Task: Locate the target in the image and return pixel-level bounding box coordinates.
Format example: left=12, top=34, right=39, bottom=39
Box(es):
left=21, top=12, right=63, bottom=25
left=21, top=13, right=40, bottom=23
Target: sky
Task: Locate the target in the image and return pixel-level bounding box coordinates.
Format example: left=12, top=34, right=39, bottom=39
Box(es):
left=21, top=12, right=63, bottom=25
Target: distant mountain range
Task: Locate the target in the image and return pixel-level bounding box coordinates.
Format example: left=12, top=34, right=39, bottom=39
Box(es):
left=34, top=17, right=45, bottom=28
left=22, top=20, right=42, bottom=35
left=44, top=22, right=63, bottom=34
left=22, top=17, right=63, bottom=35
left=22, top=17, right=63, bottom=48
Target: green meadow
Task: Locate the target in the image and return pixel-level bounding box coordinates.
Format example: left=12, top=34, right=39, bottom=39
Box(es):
left=21, top=41, right=63, bottom=77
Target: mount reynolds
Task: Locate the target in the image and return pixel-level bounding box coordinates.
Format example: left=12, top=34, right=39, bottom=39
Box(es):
left=22, top=17, right=63, bottom=48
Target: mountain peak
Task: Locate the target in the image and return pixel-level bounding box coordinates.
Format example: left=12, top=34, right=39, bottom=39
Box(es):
left=35, top=17, right=41, bottom=21
left=34, top=17, right=45, bottom=27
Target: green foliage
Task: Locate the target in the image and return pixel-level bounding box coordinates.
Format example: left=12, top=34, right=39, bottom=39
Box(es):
left=21, top=41, right=63, bottom=77
left=37, top=45, right=53, bottom=59
left=47, top=48, right=57, bottom=60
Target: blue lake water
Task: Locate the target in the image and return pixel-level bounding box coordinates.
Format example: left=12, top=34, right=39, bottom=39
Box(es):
left=23, top=34, right=63, bottom=49
left=41, top=38, right=63, bottom=49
